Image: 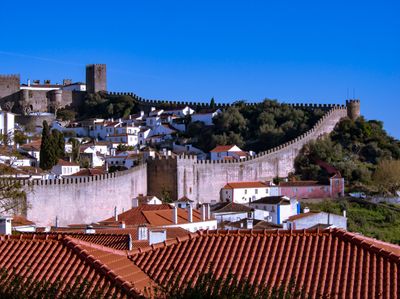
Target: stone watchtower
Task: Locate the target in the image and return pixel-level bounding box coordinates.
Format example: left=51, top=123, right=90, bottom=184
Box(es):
left=86, top=64, right=107, bottom=94
left=346, top=99, right=360, bottom=120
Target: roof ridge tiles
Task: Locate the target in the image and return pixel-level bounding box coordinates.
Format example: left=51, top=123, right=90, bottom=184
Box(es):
left=61, top=236, right=142, bottom=297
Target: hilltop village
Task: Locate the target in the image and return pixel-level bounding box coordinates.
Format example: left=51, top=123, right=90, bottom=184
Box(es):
left=0, top=65, right=399, bottom=298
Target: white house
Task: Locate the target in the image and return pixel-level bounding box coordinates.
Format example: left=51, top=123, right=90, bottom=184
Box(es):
left=210, top=202, right=254, bottom=224
left=132, top=195, right=163, bottom=207
left=0, top=109, right=15, bottom=145
left=221, top=181, right=276, bottom=204
left=249, top=196, right=300, bottom=225
left=138, top=128, right=151, bottom=146
left=51, top=159, right=80, bottom=178
left=191, top=109, right=221, bottom=126
left=210, top=145, right=249, bottom=161
left=105, top=152, right=139, bottom=169
left=284, top=210, right=347, bottom=230
left=79, top=146, right=105, bottom=167
left=105, top=133, right=138, bottom=147
left=18, top=139, right=41, bottom=164
left=165, top=106, right=194, bottom=117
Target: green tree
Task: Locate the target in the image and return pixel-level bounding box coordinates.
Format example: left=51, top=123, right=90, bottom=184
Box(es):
left=373, top=159, right=400, bottom=195
left=70, top=138, right=81, bottom=163
left=210, top=97, right=215, bottom=108
left=51, top=130, right=65, bottom=159
left=39, top=121, right=57, bottom=170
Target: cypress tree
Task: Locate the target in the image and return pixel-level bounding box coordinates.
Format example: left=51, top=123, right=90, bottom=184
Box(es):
left=39, top=121, right=57, bottom=170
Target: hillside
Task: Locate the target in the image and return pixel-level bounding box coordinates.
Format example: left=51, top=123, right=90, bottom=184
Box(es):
left=303, top=198, right=400, bottom=244
left=295, top=117, right=400, bottom=192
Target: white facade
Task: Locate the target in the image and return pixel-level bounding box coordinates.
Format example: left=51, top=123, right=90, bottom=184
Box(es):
left=221, top=182, right=279, bottom=204
left=191, top=109, right=221, bottom=126
left=51, top=162, right=80, bottom=177
left=250, top=197, right=299, bottom=225
left=210, top=145, right=246, bottom=161
left=0, top=110, right=15, bottom=145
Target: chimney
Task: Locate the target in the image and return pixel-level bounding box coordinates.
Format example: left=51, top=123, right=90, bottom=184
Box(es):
left=343, top=210, right=347, bottom=218
left=201, top=204, right=206, bottom=222
left=137, top=225, right=148, bottom=240
left=128, top=234, right=133, bottom=250
left=85, top=225, right=96, bottom=234
left=114, top=206, right=118, bottom=221
left=303, top=207, right=310, bottom=213
left=173, top=206, right=178, bottom=224
left=206, top=204, right=211, bottom=220
left=120, top=221, right=126, bottom=229
left=27, top=79, right=31, bottom=86
left=149, top=229, right=167, bottom=245
left=246, top=218, right=253, bottom=229
left=187, top=205, right=193, bottom=222
left=0, top=216, right=12, bottom=235
left=55, top=216, right=59, bottom=228
left=132, top=197, right=139, bottom=208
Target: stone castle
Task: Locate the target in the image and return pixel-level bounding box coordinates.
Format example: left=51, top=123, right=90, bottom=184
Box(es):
left=0, top=65, right=360, bottom=226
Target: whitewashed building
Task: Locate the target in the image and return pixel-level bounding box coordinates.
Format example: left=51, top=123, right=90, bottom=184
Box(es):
left=221, top=181, right=279, bottom=204
left=51, top=159, right=80, bottom=178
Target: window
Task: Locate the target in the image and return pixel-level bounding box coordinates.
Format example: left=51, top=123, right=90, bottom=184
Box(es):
left=244, top=189, right=247, bottom=194
left=255, top=189, right=258, bottom=194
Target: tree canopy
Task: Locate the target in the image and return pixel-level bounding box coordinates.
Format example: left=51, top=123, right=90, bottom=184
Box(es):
left=295, top=117, right=400, bottom=193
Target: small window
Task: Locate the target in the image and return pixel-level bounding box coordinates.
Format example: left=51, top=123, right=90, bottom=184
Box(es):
left=255, top=189, right=258, bottom=194
left=245, top=189, right=247, bottom=194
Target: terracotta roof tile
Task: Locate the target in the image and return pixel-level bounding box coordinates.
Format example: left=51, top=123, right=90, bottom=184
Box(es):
left=223, top=181, right=267, bottom=189
left=210, top=145, right=237, bottom=152
left=142, top=208, right=205, bottom=226
left=211, top=202, right=253, bottom=213
left=0, top=234, right=143, bottom=298
left=129, top=228, right=400, bottom=298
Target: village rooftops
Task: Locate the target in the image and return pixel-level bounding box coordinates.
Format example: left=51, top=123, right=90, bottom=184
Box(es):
left=251, top=195, right=291, bottom=205
left=222, top=181, right=268, bottom=189
left=68, top=168, right=106, bottom=177
left=175, top=196, right=194, bottom=203
left=1, top=228, right=399, bottom=297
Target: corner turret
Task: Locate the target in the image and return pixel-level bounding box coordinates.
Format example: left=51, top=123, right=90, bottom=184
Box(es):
left=346, top=99, right=360, bottom=120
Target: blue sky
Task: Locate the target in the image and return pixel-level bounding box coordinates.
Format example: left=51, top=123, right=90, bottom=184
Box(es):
left=1, top=1, right=399, bottom=138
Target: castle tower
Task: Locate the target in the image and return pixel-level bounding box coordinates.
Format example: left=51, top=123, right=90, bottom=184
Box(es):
left=86, top=64, right=107, bottom=94
left=0, top=75, right=20, bottom=99
left=346, top=99, right=360, bottom=120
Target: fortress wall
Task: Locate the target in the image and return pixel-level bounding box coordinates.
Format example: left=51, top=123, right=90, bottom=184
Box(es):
left=174, top=107, right=348, bottom=204
left=0, top=75, right=20, bottom=99
left=24, top=163, right=147, bottom=227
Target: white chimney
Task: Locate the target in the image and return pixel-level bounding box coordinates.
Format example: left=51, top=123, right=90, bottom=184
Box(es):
left=132, top=197, right=139, bottom=208
left=120, top=221, right=126, bottom=229
left=343, top=210, right=347, bottom=218
left=188, top=205, right=193, bottom=222
left=85, top=225, right=96, bottom=234
left=138, top=225, right=148, bottom=240
left=128, top=234, right=133, bottom=250
left=246, top=218, right=253, bottom=229
left=114, top=206, right=118, bottom=221
left=149, top=229, right=167, bottom=245
left=201, top=204, right=206, bottom=222
left=27, top=79, right=31, bottom=86
left=173, top=206, right=178, bottom=224
left=0, top=216, right=12, bottom=235
left=55, top=216, right=59, bottom=228
left=303, top=207, right=310, bottom=213
left=206, top=204, right=211, bottom=220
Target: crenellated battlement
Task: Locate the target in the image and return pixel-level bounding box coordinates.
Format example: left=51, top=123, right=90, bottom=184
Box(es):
left=108, top=91, right=346, bottom=111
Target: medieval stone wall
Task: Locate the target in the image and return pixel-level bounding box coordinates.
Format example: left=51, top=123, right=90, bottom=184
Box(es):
left=147, top=106, right=348, bottom=204
left=23, top=163, right=147, bottom=226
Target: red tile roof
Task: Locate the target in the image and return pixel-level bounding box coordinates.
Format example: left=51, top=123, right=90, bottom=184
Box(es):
left=142, top=208, right=205, bottom=226
left=210, top=145, right=236, bottom=152
left=69, top=168, right=106, bottom=176
left=0, top=234, right=144, bottom=298
left=56, top=159, right=79, bottom=166
left=279, top=180, right=320, bottom=187
left=223, top=181, right=267, bottom=189
left=101, top=204, right=173, bottom=226
left=130, top=229, right=400, bottom=298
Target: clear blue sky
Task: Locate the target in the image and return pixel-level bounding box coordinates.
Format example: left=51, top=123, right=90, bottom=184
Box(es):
left=1, top=1, right=399, bottom=138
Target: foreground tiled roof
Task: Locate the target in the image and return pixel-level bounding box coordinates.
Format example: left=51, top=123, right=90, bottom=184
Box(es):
left=0, top=234, right=144, bottom=298
left=130, top=229, right=400, bottom=298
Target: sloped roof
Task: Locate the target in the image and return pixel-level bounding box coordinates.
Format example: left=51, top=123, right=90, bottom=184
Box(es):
left=0, top=234, right=144, bottom=298
left=56, top=159, right=79, bottom=167
left=210, top=145, right=236, bottom=152
left=130, top=228, right=400, bottom=298
left=251, top=196, right=290, bottom=205
left=101, top=205, right=173, bottom=226
left=175, top=196, right=194, bottom=203
left=211, top=202, right=253, bottom=213
left=279, top=180, right=320, bottom=187
left=142, top=208, right=204, bottom=226
left=223, top=181, right=267, bottom=189
left=287, top=211, right=321, bottom=221
left=69, top=168, right=106, bottom=177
